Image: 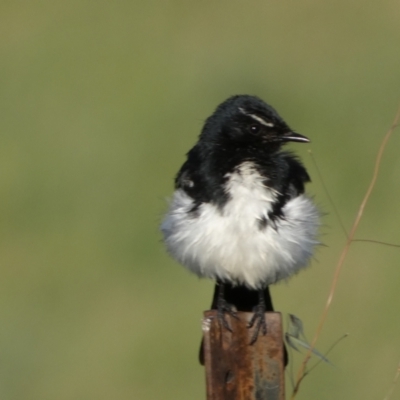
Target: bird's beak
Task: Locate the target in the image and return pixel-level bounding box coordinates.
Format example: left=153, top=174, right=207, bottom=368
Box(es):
left=281, top=131, right=310, bottom=143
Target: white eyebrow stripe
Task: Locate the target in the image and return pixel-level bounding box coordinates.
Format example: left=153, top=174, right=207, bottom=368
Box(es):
left=248, top=114, right=274, bottom=127
left=238, top=108, right=274, bottom=127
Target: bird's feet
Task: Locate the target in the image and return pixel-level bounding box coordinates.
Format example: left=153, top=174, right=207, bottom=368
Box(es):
left=247, top=290, right=267, bottom=344
left=217, top=297, right=238, bottom=331
left=217, top=283, right=239, bottom=332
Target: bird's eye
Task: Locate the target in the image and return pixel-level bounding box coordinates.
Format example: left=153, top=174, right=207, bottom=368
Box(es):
left=249, top=124, right=260, bottom=134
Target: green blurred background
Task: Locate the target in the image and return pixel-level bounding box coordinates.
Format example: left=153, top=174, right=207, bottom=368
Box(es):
left=1, top=1, right=400, bottom=399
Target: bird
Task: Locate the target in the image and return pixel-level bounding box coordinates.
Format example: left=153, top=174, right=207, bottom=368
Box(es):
left=160, top=95, right=319, bottom=356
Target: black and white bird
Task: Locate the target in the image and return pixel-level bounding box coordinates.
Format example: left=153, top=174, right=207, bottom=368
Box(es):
left=161, top=95, right=319, bottom=348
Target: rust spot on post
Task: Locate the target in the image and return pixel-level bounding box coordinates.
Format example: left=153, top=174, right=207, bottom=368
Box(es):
left=202, top=311, right=285, bottom=400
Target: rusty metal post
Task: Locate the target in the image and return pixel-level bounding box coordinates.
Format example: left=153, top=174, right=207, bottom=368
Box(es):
left=202, top=310, right=285, bottom=400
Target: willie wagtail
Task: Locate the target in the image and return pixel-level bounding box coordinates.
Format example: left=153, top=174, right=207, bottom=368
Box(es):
left=161, top=95, right=319, bottom=346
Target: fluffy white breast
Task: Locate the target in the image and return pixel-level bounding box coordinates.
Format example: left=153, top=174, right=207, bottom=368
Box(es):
left=161, top=162, right=319, bottom=289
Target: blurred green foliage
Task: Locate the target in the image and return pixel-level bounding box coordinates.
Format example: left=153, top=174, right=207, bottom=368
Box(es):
left=0, top=1, right=400, bottom=399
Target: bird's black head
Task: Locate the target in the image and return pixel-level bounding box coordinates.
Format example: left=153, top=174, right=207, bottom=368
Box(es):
left=199, top=95, right=309, bottom=151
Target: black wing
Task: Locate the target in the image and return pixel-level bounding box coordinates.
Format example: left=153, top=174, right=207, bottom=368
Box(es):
left=266, top=151, right=310, bottom=224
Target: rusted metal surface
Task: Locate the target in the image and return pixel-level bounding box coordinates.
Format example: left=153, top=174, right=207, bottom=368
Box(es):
left=202, top=311, right=285, bottom=400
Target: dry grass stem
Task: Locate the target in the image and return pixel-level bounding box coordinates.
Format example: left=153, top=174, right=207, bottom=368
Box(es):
left=352, top=239, right=400, bottom=248
left=291, top=104, right=400, bottom=399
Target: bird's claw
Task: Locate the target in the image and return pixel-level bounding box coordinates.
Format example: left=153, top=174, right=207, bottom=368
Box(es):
left=248, top=305, right=267, bottom=344
left=217, top=299, right=238, bottom=332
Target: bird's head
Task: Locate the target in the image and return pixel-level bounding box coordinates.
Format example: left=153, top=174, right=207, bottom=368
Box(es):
left=200, top=95, right=309, bottom=151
